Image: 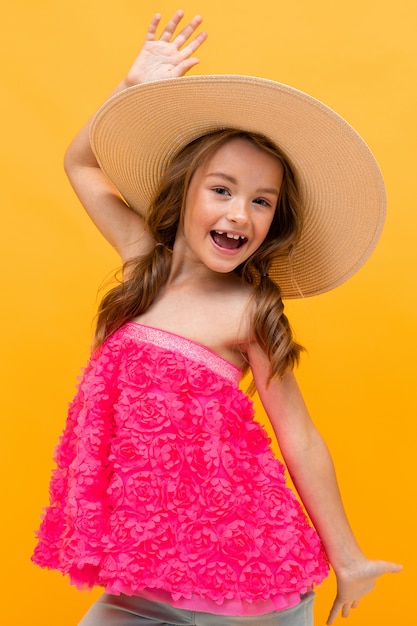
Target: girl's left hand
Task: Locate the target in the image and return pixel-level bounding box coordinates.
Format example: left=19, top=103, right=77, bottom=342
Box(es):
left=327, top=558, right=402, bottom=624
left=126, top=10, right=208, bottom=86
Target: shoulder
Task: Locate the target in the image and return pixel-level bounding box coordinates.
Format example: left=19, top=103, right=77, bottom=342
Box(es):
left=223, top=278, right=255, bottom=340
left=222, top=279, right=256, bottom=345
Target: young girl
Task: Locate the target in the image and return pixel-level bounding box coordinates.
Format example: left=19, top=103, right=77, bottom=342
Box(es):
left=32, top=10, right=401, bottom=626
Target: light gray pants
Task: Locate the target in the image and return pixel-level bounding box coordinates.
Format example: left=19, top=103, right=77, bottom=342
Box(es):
left=78, top=593, right=315, bottom=626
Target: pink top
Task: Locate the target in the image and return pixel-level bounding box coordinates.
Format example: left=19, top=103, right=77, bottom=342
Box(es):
left=32, top=323, right=328, bottom=615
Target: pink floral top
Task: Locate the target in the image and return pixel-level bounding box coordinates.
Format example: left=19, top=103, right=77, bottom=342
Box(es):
left=32, top=322, right=328, bottom=614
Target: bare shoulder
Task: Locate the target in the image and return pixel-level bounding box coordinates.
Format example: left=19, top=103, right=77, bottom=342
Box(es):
left=221, top=280, right=254, bottom=343
left=212, top=279, right=256, bottom=367
left=231, top=282, right=256, bottom=341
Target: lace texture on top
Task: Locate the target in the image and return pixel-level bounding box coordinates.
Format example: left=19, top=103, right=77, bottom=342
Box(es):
left=32, top=323, right=329, bottom=605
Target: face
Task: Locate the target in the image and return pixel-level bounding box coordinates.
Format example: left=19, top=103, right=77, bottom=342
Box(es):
left=177, top=137, right=284, bottom=275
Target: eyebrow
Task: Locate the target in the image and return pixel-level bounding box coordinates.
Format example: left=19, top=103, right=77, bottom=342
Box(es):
left=206, top=172, right=280, bottom=196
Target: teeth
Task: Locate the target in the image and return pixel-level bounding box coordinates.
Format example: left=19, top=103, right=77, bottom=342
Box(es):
left=215, top=231, right=245, bottom=240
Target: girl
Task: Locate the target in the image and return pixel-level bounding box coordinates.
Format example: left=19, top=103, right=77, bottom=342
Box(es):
left=32, top=11, right=401, bottom=626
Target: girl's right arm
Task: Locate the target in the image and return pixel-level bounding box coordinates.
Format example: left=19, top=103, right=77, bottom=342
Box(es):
left=64, top=11, right=207, bottom=264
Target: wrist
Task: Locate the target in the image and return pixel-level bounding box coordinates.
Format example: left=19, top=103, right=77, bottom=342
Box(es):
left=122, top=76, right=135, bottom=89
left=330, top=548, right=368, bottom=576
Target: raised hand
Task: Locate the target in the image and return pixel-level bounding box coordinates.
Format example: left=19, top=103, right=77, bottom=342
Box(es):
left=126, top=10, right=208, bottom=86
left=64, top=11, right=207, bottom=262
left=327, top=558, right=402, bottom=624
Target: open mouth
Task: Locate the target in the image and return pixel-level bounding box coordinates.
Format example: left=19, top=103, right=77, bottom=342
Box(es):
left=210, top=230, right=247, bottom=250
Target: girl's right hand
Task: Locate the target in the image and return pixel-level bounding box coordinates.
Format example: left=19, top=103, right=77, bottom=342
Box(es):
left=125, top=10, right=208, bottom=87
left=64, top=10, right=207, bottom=263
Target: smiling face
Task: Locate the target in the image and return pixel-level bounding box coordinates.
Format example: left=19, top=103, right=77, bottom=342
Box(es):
left=176, top=137, right=284, bottom=275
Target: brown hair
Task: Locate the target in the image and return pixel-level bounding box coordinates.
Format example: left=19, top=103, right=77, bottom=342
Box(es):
left=95, top=129, right=304, bottom=383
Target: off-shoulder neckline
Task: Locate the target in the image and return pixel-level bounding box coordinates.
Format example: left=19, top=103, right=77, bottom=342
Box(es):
left=124, top=321, right=243, bottom=383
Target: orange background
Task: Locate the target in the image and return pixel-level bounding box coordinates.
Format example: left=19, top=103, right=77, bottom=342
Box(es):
left=1, top=1, right=415, bottom=624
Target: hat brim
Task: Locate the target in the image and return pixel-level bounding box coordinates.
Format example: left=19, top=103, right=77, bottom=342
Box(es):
left=90, top=75, right=386, bottom=298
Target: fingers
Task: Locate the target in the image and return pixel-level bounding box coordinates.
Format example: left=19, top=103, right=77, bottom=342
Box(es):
left=385, top=561, right=403, bottom=574
left=171, top=14, right=204, bottom=49
left=150, top=10, right=206, bottom=51
left=342, top=601, right=354, bottom=618
left=158, top=10, right=186, bottom=42
left=327, top=599, right=359, bottom=624
left=369, top=559, right=403, bottom=577
left=173, top=56, right=201, bottom=78
left=326, top=560, right=403, bottom=624
left=144, top=13, right=162, bottom=42
left=179, top=29, right=208, bottom=59
left=326, top=598, right=341, bottom=625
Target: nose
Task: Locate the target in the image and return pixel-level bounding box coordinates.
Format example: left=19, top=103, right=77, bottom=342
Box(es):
left=226, top=199, right=250, bottom=225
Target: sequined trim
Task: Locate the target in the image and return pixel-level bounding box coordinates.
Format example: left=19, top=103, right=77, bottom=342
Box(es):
left=123, top=322, right=242, bottom=385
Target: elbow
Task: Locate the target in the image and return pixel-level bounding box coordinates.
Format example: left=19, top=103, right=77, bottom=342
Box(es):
left=63, top=144, right=75, bottom=181
left=281, top=427, right=329, bottom=471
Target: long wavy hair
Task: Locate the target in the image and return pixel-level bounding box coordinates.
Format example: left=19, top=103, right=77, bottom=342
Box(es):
left=95, top=128, right=304, bottom=383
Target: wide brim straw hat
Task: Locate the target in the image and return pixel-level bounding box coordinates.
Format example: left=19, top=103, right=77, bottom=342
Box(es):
left=90, top=75, right=386, bottom=298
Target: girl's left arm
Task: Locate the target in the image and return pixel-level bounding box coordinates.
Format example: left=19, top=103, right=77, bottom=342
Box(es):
left=247, top=342, right=402, bottom=625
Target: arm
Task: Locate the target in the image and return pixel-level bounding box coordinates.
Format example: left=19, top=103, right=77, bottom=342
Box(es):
left=247, top=341, right=402, bottom=624
left=64, top=11, right=207, bottom=263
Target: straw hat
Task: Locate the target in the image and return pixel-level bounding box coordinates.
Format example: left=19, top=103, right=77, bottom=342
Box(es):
left=90, top=75, right=386, bottom=298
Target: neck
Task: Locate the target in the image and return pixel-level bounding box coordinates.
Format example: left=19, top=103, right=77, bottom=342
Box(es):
left=167, top=239, right=241, bottom=290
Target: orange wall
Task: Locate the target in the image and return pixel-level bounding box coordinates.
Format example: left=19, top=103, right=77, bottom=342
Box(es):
left=1, top=1, right=415, bottom=624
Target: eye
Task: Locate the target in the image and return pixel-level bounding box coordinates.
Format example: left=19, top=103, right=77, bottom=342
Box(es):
left=212, top=187, right=230, bottom=196
left=253, top=197, right=273, bottom=208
